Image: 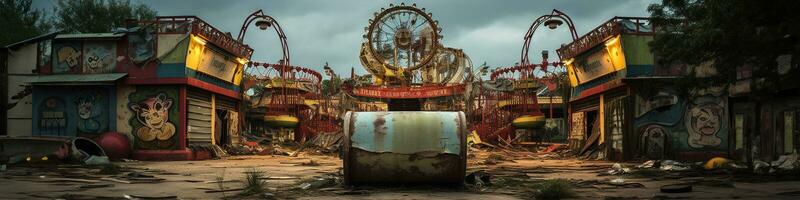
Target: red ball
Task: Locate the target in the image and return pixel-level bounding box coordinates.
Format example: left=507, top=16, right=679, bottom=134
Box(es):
left=95, top=132, right=132, bottom=160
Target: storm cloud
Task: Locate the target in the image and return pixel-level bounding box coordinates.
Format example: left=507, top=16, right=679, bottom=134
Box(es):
left=34, top=0, right=657, bottom=76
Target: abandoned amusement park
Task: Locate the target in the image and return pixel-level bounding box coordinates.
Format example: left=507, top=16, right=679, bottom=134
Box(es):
left=2, top=0, right=800, bottom=199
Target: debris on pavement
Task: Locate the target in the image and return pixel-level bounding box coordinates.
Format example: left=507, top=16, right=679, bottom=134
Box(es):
left=659, top=160, right=692, bottom=171
left=465, top=170, right=492, bottom=186
left=753, top=153, right=800, bottom=174
left=599, top=163, right=632, bottom=176
left=703, top=157, right=732, bottom=170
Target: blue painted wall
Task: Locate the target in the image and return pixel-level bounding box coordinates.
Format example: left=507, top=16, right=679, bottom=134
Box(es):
left=32, top=86, right=116, bottom=137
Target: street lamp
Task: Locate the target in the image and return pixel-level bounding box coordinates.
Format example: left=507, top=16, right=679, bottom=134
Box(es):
left=519, top=9, right=578, bottom=126
left=520, top=9, right=578, bottom=66
left=236, top=9, right=290, bottom=137
left=544, top=19, right=563, bottom=30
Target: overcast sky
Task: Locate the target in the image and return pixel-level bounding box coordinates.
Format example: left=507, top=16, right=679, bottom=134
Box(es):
left=33, top=0, right=658, bottom=76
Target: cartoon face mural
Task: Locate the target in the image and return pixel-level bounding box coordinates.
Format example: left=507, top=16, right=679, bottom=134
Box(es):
left=33, top=87, right=112, bottom=137
left=75, top=91, right=107, bottom=134
left=686, top=102, right=724, bottom=148
left=129, top=87, right=180, bottom=150
left=83, top=42, right=117, bottom=73
left=54, top=43, right=82, bottom=73
left=129, top=93, right=176, bottom=142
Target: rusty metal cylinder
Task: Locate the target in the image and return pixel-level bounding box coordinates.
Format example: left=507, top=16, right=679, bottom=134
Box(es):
left=342, top=111, right=467, bottom=185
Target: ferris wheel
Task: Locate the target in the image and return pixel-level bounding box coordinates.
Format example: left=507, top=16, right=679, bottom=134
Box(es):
left=365, top=3, right=441, bottom=71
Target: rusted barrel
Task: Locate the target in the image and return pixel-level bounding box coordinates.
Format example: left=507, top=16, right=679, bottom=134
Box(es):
left=342, top=111, right=467, bottom=185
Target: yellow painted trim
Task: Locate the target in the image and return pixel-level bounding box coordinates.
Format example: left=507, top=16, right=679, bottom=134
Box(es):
left=211, top=94, right=216, bottom=145
left=512, top=115, right=546, bottom=129
left=264, top=115, right=300, bottom=127
left=599, top=94, right=605, bottom=144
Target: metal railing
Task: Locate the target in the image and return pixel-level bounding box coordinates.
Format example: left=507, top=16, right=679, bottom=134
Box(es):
left=557, top=17, right=653, bottom=59
left=127, top=16, right=254, bottom=59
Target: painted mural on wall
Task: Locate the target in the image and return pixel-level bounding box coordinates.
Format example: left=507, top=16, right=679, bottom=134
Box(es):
left=75, top=90, right=109, bottom=134
left=53, top=42, right=82, bottom=73
left=82, top=42, right=117, bottom=73
left=38, top=97, right=68, bottom=136
left=641, top=124, right=667, bottom=159
left=685, top=96, right=725, bottom=148
left=634, top=86, right=729, bottom=158
left=33, top=87, right=113, bottom=137
left=570, top=112, right=586, bottom=141
left=128, top=86, right=180, bottom=150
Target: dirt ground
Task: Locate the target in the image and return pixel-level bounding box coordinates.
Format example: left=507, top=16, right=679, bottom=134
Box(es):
left=2, top=149, right=800, bottom=200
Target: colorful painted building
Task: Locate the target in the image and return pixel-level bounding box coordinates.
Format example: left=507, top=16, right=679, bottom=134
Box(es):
left=3, top=16, right=252, bottom=160
left=560, top=17, right=730, bottom=161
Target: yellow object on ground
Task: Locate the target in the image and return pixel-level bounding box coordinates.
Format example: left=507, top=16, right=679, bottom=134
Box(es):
left=512, top=115, right=546, bottom=129
left=264, top=115, right=299, bottom=128
left=704, top=157, right=732, bottom=170
left=467, top=130, right=482, bottom=145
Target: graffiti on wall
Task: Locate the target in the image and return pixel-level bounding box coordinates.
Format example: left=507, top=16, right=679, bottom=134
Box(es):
left=129, top=87, right=180, bottom=150
left=75, top=90, right=109, bottom=134
left=34, top=87, right=112, bottom=136
left=685, top=96, right=725, bottom=148
left=38, top=97, right=68, bottom=135
left=641, top=124, right=667, bottom=159
left=634, top=86, right=728, bottom=157
left=54, top=43, right=82, bottom=73
left=570, top=112, right=586, bottom=140
left=83, top=42, right=117, bottom=73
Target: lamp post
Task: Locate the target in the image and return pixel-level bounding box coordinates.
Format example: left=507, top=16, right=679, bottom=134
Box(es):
left=236, top=9, right=290, bottom=138
left=238, top=9, right=290, bottom=68
left=520, top=9, right=578, bottom=66
left=519, top=9, right=578, bottom=137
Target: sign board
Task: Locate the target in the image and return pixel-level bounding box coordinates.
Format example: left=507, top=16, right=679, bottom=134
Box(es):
left=573, top=47, right=616, bottom=84
left=350, top=85, right=465, bottom=99
left=187, top=37, right=241, bottom=84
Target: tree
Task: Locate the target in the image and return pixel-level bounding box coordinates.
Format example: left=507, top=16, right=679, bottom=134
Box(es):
left=321, top=77, right=343, bottom=96
left=52, top=0, right=157, bottom=33
left=0, top=0, right=52, bottom=46
left=648, top=0, right=800, bottom=88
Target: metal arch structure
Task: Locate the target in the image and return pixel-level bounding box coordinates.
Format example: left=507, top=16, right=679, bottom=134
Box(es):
left=247, top=62, right=339, bottom=140
left=365, top=3, right=440, bottom=71
left=520, top=9, right=578, bottom=66
left=238, top=9, right=290, bottom=68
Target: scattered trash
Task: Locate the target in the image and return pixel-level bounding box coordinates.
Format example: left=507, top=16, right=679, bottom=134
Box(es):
left=753, top=153, right=800, bottom=174
left=70, top=137, right=110, bottom=165
left=83, top=155, right=110, bottom=165
left=467, top=130, right=482, bottom=146
left=263, top=192, right=275, bottom=199
left=599, top=163, right=631, bottom=176
left=703, top=157, right=732, bottom=170
left=772, top=153, right=799, bottom=170
left=609, top=178, right=625, bottom=185
left=659, top=160, right=692, bottom=171
left=297, top=177, right=337, bottom=190
left=465, top=170, right=492, bottom=186
left=660, top=184, right=692, bottom=193
left=636, top=160, right=658, bottom=169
